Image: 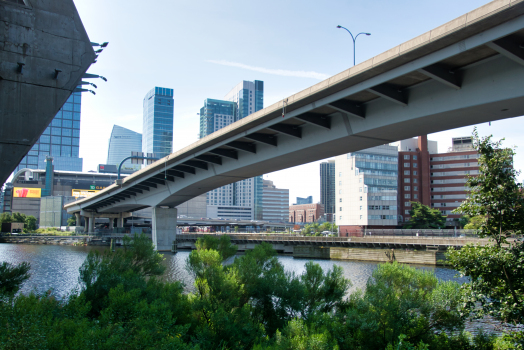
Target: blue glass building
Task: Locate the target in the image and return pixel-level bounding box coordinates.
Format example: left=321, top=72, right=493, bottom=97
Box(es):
left=107, top=125, right=143, bottom=172
left=15, top=92, right=83, bottom=172
left=142, top=87, right=174, bottom=159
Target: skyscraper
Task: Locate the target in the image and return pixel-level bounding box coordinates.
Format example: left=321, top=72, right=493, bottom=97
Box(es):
left=142, top=87, right=174, bottom=159
left=14, top=92, right=83, bottom=173
left=107, top=125, right=143, bottom=172
left=199, top=80, right=264, bottom=220
left=320, top=160, right=335, bottom=214
left=224, top=80, right=264, bottom=120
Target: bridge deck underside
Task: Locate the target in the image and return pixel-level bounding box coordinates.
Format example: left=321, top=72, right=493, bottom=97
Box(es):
left=66, top=10, right=524, bottom=215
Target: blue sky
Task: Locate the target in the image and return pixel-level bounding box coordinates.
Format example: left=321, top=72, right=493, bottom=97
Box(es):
left=74, top=0, right=524, bottom=204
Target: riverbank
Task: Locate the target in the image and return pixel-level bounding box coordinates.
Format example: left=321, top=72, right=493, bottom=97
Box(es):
left=0, top=235, right=111, bottom=246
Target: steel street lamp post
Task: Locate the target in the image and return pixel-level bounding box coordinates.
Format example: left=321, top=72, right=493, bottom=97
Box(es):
left=336, top=25, right=371, bottom=66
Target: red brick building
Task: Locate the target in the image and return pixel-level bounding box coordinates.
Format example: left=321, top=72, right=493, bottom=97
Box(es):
left=289, top=203, right=324, bottom=223
left=398, top=136, right=479, bottom=225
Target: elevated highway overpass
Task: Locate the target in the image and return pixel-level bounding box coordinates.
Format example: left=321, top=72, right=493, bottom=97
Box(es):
left=66, top=0, right=524, bottom=250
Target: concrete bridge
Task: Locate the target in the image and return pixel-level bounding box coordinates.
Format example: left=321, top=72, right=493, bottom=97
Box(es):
left=66, top=0, right=524, bottom=250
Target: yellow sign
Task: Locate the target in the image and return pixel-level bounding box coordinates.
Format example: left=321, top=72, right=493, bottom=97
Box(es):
left=13, top=187, right=41, bottom=198
left=72, top=189, right=100, bottom=198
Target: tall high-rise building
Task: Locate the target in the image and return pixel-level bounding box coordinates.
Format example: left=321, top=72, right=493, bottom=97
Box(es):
left=336, top=145, right=399, bottom=236
left=224, top=80, right=263, bottom=121
left=14, top=92, right=83, bottom=173
left=200, top=80, right=264, bottom=220
left=199, top=99, right=236, bottom=139
left=142, top=87, right=174, bottom=159
left=107, top=125, right=143, bottom=172
left=320, top=159, right=335, bottom=214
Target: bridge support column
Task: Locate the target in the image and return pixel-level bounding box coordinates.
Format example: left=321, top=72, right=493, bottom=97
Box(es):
left=152, top=207, right=177, bottom=252
left=83, top=217, right=89, bottom=233
left=88, top=214, right=95, bottom=233
left=75, top=212, right=81, bottom=229
left=117, top=213, right=124, bottom=228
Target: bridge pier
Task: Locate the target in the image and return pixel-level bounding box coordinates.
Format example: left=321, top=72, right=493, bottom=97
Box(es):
left=152, top=207, right=177, bottom=252
left=88, top=214, right=95, bottom=233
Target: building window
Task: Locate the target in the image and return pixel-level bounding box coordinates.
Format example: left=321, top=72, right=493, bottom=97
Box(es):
left=405, top=210, right=410, bottom=214
left=413, top=171, right=418, bottom=175
left=413, top=186, right=418, bottom=191
left=340, top=216, right=342, bottom=220
left=413, top=178, right=418, bottom=183
left=404, top=202, right=411, bottom=206
left=404, top=170, right=410, bottom=175
left=404, top=155, right=410, bottom=159
left=339, top=207, right=342, bottom=211
left=359, top=187, right=362, bottom=192
left=339, top=181, right=342, bottom=185
left=360, top=215, right=362, bottom=219
left=413, top=163, right=418, bottom=168
left=404, top=178, right=410, bottom=183
left=360, top=206, right=362, bottom=210
left=405, top=194, right=411, bottom=199
left=339, top=190, right=342, bottom=194
left=404, top=186, right=410, bottom=190
left=404, top=163, right=410, bottom=167
left=359, top=196, right=362, bottom=201
left=339, top=172, right=342, bottom=177
left=414, top=194, right=418, bottom=199
left=339, top=198, right=342, bottom=202
left=413, top=155, right=418, bottom=160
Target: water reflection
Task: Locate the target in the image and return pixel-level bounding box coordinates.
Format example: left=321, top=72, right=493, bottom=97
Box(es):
left=0, top=244, right=467, bottom=298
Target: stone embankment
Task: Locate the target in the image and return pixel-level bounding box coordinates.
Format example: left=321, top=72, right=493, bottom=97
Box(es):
left=0, top=235, right=109, bottom=246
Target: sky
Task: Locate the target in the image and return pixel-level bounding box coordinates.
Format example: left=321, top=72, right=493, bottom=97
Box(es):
left=73, top=0, right=524, bottom=205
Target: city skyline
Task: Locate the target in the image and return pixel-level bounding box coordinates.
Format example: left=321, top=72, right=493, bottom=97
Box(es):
left=70, top=0, right=524, bottom=205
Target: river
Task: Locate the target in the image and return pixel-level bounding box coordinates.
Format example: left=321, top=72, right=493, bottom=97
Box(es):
left=0, top=244, right=467, bottom=298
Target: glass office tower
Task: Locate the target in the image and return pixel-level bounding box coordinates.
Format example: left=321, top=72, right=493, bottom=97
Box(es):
left=14, top=92, right=83, bottom=172
left=142, top=87, right=174, bottom=159
left=200, top=80, right=265, bottom=220
left=320, top=160, right=335, bottom=214
left=107, top=125, right=143, bottom=172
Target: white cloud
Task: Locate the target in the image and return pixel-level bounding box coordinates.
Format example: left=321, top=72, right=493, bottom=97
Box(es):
left=207, top=60, right=329, bottom=80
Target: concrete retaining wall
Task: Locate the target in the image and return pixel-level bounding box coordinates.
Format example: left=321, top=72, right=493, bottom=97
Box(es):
left=0, top=236, right=89, bottom=245
left=294, top=246, right=447, bottom=265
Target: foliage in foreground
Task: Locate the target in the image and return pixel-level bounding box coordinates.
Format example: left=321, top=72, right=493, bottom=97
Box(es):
left=448, top=130, right=524, bottom=326
left=0, top=233, right=521, bottom=349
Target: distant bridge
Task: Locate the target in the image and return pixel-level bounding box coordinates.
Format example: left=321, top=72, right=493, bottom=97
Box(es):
left=66, top=1, right=524, bottom=250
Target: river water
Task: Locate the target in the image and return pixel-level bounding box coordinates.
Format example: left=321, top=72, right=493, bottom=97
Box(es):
left=0, top=244, right=467, bottom=298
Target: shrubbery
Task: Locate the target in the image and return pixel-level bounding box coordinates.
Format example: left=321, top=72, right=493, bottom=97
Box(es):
left=1, top=233, right=519, bottom=349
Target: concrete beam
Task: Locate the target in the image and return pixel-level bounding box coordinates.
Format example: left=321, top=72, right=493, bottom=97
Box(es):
left=487, top=37, right=524, bottom=66
left=245, top=133, right=278, bottom=146
left=267, top=124, right=302, bottom=138
left=227, top=141, right=257, bottom=153
left=328, top=100, right=366, bottom=119
left=368, top=84, right=407, bottom=106
left=418, top=63, right=461, bottom=90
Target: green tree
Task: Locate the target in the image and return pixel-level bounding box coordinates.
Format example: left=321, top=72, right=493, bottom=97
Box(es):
left=463, top=215, right=486, bottom=230
left=447, top=130, right=524, bottom=324
left=319, top=222, right=337, bottom=233
left=25, top=215, right=37, bottom=231
left=0, top=212, right=13, bottom=226
left=404, top=202, right=446, bottom=229
left=12, top=212, right=27, bottom=224
left=452, top=130, right=524, bottom=245
left=343, top=262, right=463, bottom=349
left=194, top=234, right=237, bottom=261
left=0, top=261, right=31, bottom=296
left=78, top=234, right=166, bottom=317
left=67, top=215, right=76, bottom=226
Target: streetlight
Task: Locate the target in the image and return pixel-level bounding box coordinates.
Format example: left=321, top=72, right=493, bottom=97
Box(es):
left=336, top=25, right=371, bottom=66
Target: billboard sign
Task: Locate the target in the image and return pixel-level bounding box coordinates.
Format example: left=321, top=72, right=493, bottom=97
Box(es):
left=72, top=189, right=100, bottom=199
left=13, top=187, right=41, bottom=198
